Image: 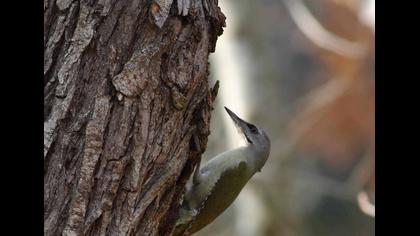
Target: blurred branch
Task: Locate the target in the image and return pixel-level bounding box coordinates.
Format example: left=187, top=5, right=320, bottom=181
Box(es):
left=359, top=0, right=375, bottom=31
left=283, top=0, right=366, bottom=58
left=346, top=151, right=375, bottom=193
left=357, top=191, right=375, bottom=217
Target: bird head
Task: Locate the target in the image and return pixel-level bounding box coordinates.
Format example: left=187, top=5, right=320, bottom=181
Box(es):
left=224, top=107, right=271, bottom=156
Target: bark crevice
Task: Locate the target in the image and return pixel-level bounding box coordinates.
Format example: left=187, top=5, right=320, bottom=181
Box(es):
left=44, top=0, right=225, bottom=235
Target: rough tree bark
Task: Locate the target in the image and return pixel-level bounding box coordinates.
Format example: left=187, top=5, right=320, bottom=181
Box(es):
left=44, top=0, right=225, bottom=235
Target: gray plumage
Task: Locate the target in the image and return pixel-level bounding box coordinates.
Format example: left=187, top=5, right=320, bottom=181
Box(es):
left=174, top=107, right=271, bottom=235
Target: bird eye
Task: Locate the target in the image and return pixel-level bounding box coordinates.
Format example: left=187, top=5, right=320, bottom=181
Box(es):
left=247, top=124, right=258, bottom=133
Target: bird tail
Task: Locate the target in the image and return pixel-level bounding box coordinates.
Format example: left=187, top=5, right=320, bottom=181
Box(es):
left=173, top=207, right=196, bottom=236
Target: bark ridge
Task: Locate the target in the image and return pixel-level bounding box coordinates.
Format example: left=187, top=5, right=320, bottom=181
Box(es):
left=44, top=0, right=225, bottom=235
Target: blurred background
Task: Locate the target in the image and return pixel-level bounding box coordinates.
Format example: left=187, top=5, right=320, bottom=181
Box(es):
left=199, top=0, right=375, bottom=235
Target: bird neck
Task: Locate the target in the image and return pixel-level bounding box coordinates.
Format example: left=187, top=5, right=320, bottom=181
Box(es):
left=242, top=144, right=269, bottom=173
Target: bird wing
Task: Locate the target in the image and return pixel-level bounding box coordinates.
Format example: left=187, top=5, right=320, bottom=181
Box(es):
left=185, top=159, right=250, bottom=234
left=187, top=150, right=248, bottom=209
left=176, top=149, right=251, bottom=235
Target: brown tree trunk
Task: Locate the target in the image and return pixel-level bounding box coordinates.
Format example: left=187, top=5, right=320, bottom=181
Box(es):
left=44, top=0, right=224, bottom=235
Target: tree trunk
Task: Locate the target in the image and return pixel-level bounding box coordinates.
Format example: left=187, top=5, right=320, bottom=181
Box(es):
left=44, top=0, right=225, bottom=235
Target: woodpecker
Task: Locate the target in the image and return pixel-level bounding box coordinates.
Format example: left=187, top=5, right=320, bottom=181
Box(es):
left=174, top=107, right=271, bottom=235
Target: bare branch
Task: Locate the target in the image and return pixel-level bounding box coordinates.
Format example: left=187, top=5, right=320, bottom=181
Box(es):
left=283, top=0, right=367, bottom=58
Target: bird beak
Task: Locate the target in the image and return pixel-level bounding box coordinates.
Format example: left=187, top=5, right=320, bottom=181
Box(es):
left=225, top=107, right=245, bottom=126
left=224, top=107, right=252, bottom=137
